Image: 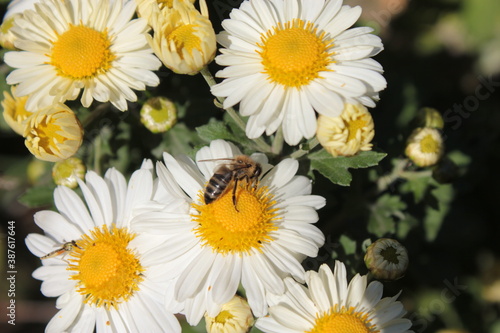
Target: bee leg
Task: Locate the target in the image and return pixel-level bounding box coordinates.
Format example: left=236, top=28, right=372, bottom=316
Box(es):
left=232, top=177, right=240, bottom=212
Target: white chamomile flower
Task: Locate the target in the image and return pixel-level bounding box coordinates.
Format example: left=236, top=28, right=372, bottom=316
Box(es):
left=256, top=261, right=413, bottom=333
left=211, top=0, right=386, bottom=145
left=4, top=0, right=161, bottom=111
left=25, top=162, right=181, bottom=333
left=133, top=139, right=326, bottom=325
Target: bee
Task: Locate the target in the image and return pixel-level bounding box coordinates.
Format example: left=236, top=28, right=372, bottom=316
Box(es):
left=40, top=240, right=80, bottom=260
left=200, top=155, right=262, bottom=211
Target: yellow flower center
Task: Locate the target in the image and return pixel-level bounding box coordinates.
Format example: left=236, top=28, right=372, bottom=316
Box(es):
left=168, top=24, right=202, bottom=56
left=307, top=306, right=379, bottom=333
left=346, top=118, right=368, bottom=142
left=258, top=19, right=334, bottom=88
left=26, top=111, right=71, bottom=154
left=50, top=24, right=115, bottom=80
left=157, top=0, right=174, bottom=9
left=420, top=134, right=439, bottom=153
left=68, top=225, right=144, bottom=309
left=192, top=184, right=279, bottom=255
left=214, top=310, right=234, bottom=324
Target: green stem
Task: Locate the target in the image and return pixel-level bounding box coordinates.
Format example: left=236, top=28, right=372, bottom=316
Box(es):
left=289, top=137, right=320, bottom=159
left=93, top=135, right=101, bottom=175
left=376, top=158, right=432, bottom=192
left=199, top=67, right=272, bottom=153
left=82, top=103, right=111, bottom=128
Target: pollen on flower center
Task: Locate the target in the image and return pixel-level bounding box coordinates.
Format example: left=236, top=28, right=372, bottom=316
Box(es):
left=50, top=24, right=115, bottom=79
left=168, top=24, right=202, bottom=56
left=419, top=134, right=439, bottom=153
left=192, top=184, right=279, bottom=255
left=307, top=306, right=379, bottom=333
left=346, top=118, right=368, bottom=142
left=68, top=225, right=144, bottom=309
left=257, top=19, right=334, bottom=88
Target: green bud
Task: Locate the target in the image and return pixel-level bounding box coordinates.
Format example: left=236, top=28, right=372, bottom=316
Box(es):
left=364, top=238, right=409, bottom=281
left=140, top=97, right=177, bottom=134
left=52, top=157, right=86, bottom=189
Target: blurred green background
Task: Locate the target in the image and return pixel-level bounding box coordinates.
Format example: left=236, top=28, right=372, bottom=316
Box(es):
left=1, top=0, right=500, bottom=332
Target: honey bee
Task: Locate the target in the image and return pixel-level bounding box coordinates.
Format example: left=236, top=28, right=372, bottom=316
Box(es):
left=200, top=155, right=262, bottom=210
left=40, top=240, right=80, bottom=260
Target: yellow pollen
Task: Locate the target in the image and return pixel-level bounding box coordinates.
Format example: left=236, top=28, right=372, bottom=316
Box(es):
left=168, top=24, right=202, bottom=56
left=307, top=306, right=379, bottom=333
left=346, top=118, right=368, bottom=142
left=50, top=24, right=115, bottom=80
left=192, top=184, right=279, bottom=255
left=258, top=19, right=334, bottom=88
left=68, top=225, right=144, bottom=310
left=420, top=134, right=439, bottom=153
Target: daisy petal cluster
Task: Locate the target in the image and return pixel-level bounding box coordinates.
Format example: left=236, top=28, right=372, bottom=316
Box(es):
left=4, top=0, right=161, bottom=111
left=211, top=0, right=386, bottom=145
left=25, top=162, right=181, bottom=332
left=133, top=139, right=326, bottom=324
left=256, top=261, right=413, bottom=333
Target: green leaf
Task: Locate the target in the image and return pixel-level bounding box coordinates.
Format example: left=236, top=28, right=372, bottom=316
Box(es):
left=196, top=118, right=235, bottom=143
left=368, top=194, right=406, bottom=237
left=309, top=150, right=386, bottom=186
left=424, top=182, right=453, bottom=241
left=399, top=175, right=432, bottom=203
left=18, top=185, right=56, bottom=208
left=339, top=234, right=357, bottom=255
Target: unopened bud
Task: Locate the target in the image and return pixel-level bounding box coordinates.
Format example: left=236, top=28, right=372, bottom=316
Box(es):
left=365, top=238, right=409, bottom=280
left=140, top=97, right=177, bottom=133
left=205, top=295, right=254, bottom=333
left=52, top=157, right=86, bottom=189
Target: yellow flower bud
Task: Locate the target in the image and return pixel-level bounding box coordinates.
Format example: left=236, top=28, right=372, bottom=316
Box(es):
left=0, top=15, right=18, bottom=50
left=205, top=295, right=254, bottom=333
left=2, top=86, right=31, bottom=136
left=147, top=0, right=216, bottom=75
left=27, top=158, right=51, bottom=185
left=140, top=97, right=177, bottom=133
left=405, top=127, right=444, bottom=167
left=417, top=107, right=444, bottom=129
left=364, top=238, right=409, bottom=281
left=24, top=104, right=83, bottom=162
left=52, top=157, right=86, bottom=189
left=316, top=103, right=375, bottom=157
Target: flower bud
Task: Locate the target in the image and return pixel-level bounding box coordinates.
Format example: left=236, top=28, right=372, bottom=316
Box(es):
left=146, top=0, right=216, bottom=75
left=316, top=103, right=375, bottom=157
left=24, top=104, right=83, bottom=162
left=364, top=238, right=409, bottom=280
left=52, top=157, right=86, bottom=189
left=2, top=86, right=31, bottom=135
left=140, top=97, right=177, bottom=133
left=417, top=107, right=444, bottom=130
left=405, top=127, right=444, bottom=167
left=205, top=295, right=254, bottom=333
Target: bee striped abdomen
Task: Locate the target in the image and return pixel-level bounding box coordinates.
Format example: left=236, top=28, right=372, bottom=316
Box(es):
left=204, top=170, right=233, bottom=204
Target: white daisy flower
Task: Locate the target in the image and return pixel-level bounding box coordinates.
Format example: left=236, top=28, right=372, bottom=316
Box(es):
left=211, top=0, right=386, bottom=145
left=256, top=261, right=413, bottom=333
left=134, top=139, right=326, bottom=324
left=4, top=0, right=161, bottom=111
left=25, top=162, right=181, bottom=333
